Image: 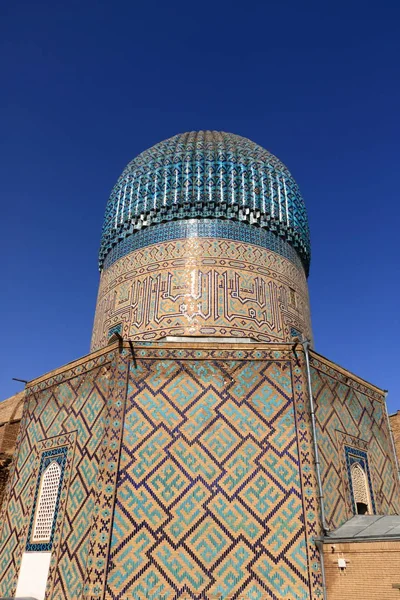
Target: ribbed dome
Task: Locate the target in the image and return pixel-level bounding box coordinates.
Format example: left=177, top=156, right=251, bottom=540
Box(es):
left=99, top=131, right=311, bottom=273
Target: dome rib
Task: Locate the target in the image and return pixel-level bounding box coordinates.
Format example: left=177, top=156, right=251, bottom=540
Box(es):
left=99, top=131, right=311, bottom=274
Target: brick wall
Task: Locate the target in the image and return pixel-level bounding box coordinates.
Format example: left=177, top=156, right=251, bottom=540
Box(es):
left=0, top=421, right=21, bottom=455
left=390, top=411, right=400, bottom=466
left=323, top=540, right=400, bottom=600
left=0, top=421, right=21, bottom=506
left=0, top=392, right=24, bottom=508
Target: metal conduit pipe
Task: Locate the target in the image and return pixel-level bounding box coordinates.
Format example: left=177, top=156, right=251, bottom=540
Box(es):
left=384, top=391, right=400, bottom=486
left=301, top=341, right=329, bottom=600
left=301, top=340, right=329, bottom=534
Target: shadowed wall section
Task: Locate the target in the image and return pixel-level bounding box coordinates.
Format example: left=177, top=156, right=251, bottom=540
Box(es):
left=0, top=392, right=24, bottom=507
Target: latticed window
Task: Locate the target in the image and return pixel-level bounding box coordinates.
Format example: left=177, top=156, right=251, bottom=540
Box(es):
left=32, top=461, right=62, bottom=542
left=351, top=462, right=372, bottom=515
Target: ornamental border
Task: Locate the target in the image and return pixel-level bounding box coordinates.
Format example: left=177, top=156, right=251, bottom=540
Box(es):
left=26, top=446, right=68, bottom=552
left=102, top=219, right=304, bottom=272
left=309, top=354, right=384, bottom=401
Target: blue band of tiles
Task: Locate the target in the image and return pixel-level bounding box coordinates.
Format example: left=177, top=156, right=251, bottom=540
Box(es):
left=344, top=445, right=376, bottom=514
left=26, top=446, right=68, bottom=552
left=102, top=219, right=305, bottom=272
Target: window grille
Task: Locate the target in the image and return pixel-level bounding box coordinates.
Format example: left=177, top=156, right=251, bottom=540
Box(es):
left=32, top=461, right=62, bottom=542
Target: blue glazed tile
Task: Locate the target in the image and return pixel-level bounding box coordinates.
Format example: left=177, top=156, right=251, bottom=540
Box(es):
left=98, top=132, right=311, bottom=273
left=102, top=219, right=303, bottom=272
left=108, top=324, right=122, bottom=338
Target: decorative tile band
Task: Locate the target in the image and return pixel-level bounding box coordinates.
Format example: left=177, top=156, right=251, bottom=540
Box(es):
left=92, top=233, right=312, bottom=350
left=310, top=354, right=384, bottom=401
left=102, top=219, right=304, bottom=272
left=28, top=349, right=115, bottom=393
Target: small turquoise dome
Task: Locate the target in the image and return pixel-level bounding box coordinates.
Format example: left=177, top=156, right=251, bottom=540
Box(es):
left=99, top=131, right=311, bottom=273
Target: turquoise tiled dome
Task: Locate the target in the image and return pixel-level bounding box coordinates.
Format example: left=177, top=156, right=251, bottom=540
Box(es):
left=99, top=131, right=311, bottom=272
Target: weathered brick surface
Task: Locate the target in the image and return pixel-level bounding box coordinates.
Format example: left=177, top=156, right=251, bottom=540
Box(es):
left=0, top=391, right=24, bottom=426
left=0, top=421, right=21, bottom=456
left=323, top=541, right=400, bottom=600
left=0, top=392, right=24, bottom=508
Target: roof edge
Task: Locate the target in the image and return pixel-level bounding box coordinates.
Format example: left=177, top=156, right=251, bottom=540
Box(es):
left=309, top=348, right=385, bottom=396
left=321, top=534, right=400, bottom=544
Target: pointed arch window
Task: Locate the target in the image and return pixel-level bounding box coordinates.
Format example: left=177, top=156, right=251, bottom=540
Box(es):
left=26, top=446, right=67, bottom=552
left=344, top=445, right=375, bottom=516
left=351, top=462, right=372, bottom=515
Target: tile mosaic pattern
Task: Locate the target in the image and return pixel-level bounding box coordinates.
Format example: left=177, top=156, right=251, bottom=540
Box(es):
left=99, top=131, right=311, bottom=273
left=290, top=327, right=302, bottom=339
left=26, top=446, right=68, bottom=552
left=92, top=236, right=312, bottom=351
left=344, top=445, right=375, bottom=514
left=106, top=347, right=323, bottom=600
left=0, top=431, right=76, bottom=596
left=0, top=343, right=325, bottom=600
left=0, top=351, right=113, bottom=599
left=102, top=220, right=304, bottom=271
left=108, top=323, right=122, bottom=339
left=310, top=354, right=400, bottom=529
left=82, top=350, right=129, bottom=600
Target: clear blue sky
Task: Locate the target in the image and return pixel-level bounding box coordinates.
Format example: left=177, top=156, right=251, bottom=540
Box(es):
left=1, top=1, right=399, bottom=412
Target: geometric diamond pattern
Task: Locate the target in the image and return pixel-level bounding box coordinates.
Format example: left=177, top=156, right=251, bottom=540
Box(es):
left=0, top=343, right=324, bottom=600
left=201, top=420, right=240, bottom=459
left=311, top=354, right=400, bottom=529
left=0, top=349, right=115, bottom=600
left=107, top=352, right=322, bottom=600
left=186, top=517, right=229, bottom=566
